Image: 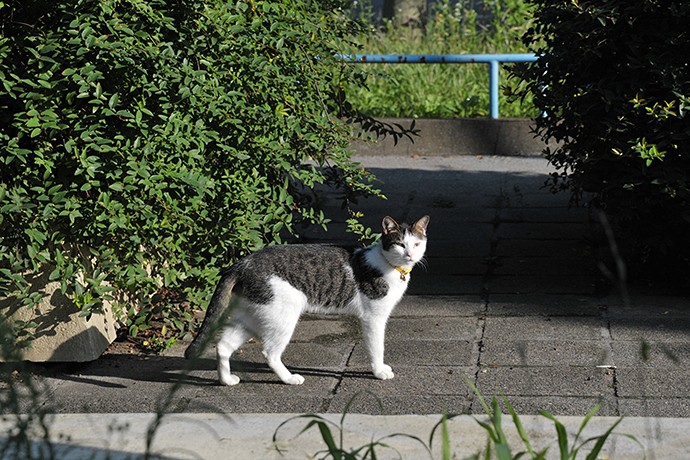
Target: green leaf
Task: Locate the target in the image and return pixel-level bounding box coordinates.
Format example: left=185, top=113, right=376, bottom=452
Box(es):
left=116, top=109, right=134, bottom=118
left=49, top=266, right=61, bottom=281
left=108, top=93, right=119, bottom=109
left=24, top=228, right=47, bottom=245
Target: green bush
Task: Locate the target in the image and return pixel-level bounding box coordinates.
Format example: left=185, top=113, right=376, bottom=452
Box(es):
left=515, top=0, right=690, bottom=283
left=0, top=0, right=390, bottom=349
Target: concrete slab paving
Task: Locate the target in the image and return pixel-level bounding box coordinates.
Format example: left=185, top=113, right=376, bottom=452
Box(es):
left=614, top=368, right=690, bottom=398
left=611, top=341, right=690, bottom=367
left=618, top=398, right=690, bottom=418
left=486, top=294, right=603, bottom=316
left=488, top=274, right=597, bottom=295
left=410, top=274, right=486, bottom=295
left=483, top=316, right=604, bottom=340
left=394, top=295, right=484, bottom=316
left=480, top=340, right=611, bottom=367
left=4, top=154, right=690, bottom=459
left=469, top=395, right=621, bottom=417
left=385, top=316, right=480, bottom=341
left=348, top=339, right=475, bottom=367
left=474, top=366, right=614, bottom=399
left=609, top=318, right=690, bottom=342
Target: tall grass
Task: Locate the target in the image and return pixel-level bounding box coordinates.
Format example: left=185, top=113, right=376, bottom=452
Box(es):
left=346, top=0, right=537, bottom=118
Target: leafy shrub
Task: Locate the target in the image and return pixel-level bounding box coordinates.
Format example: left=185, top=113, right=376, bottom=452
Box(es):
left=515, top=1, right=690, bottom=283
left=0, top=0, right=392, bottom=348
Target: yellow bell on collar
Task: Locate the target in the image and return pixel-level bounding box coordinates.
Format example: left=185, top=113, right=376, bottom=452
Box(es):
left=393, top=266, right=412, bottom=281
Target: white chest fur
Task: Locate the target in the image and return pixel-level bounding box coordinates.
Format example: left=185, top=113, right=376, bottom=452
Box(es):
left=363, top=245, right=409, bottom=313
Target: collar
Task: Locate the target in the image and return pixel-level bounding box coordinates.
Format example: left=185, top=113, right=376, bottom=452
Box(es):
left=392, top=265, right=412, bottom=281
left=378, top=246, right=413, bottom=281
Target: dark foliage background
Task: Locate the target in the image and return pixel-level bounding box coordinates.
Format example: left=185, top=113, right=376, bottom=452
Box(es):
left=515, top=0, right=690, bottom=286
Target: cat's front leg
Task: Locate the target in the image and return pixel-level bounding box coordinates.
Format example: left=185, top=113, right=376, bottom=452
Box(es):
left=362, top=315, right=394, bottom=380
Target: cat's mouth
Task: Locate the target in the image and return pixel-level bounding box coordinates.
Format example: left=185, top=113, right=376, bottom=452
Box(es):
left=391, top=255, right=415, bottom=268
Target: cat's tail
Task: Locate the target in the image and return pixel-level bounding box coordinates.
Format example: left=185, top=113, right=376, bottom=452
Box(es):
left=184, top=268, right=238, bottom=360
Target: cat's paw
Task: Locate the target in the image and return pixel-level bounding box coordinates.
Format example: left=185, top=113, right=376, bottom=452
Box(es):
left=282, top=373, right=305, bottom=385
left=219, top=374, right=241, bottom=386
left=373, top=365, right=394, bottom=380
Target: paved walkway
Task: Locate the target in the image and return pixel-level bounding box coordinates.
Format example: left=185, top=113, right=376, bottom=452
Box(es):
left=4, top=155, right=690, bottom=459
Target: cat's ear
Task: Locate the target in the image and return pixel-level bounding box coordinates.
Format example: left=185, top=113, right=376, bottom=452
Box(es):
left=382, top=216, right=399, bottom=235
left=412, top=215, right=430, bottom=237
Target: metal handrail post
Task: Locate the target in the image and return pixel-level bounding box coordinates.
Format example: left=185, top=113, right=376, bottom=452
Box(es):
left=489, top=60, right=500, bottom=119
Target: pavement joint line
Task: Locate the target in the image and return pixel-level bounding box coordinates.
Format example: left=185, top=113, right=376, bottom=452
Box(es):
left=328, top=342, right=357, bottom=404
left=597, top=302, right=621, bottom=415
left=482, top=179, right=505, bottom=302
left=470, top=305, right=488, bottom=406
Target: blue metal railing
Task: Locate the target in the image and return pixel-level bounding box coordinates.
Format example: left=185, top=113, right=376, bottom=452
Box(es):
left=343, top=53, right=538, bottom=119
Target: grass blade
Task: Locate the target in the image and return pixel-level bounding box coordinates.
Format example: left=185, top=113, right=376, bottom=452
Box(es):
left=316, top=421, right=339, bottom=456
left=483, top=438, right=492, bottom=460
left=272, top=414, right=339, bottom=456
left=429, top=413, right=459, bottom=450
left=571, top=403, right=601, bottom=452
left=441, top=414, right=451, bottom=460
left=490, top=397, right=508, bottom=446
left=583, top=417, right=623, bottom=460
left=502, top=394, right=535, bottom=458
left=376, top=433, right=433, bottom=459
left=465, top=376, right=492, bottom=415
left=474, top=419, right=499, bottom=443
left=539, top=410, right=568, bottom=459
left=495, top=442, right=513, bottom=460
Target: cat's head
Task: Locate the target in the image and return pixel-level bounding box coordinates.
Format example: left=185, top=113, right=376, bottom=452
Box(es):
left=380, top=215, right=430, bottom=267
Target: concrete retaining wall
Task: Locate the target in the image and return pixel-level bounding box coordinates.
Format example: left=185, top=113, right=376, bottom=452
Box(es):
left=351, top=118, right=556, bottom=157
left=1, top=268, right=118, bottom=363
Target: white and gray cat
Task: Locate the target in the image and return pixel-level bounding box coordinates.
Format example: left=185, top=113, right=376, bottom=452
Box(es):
left=185, top=215, right=430, bottom=385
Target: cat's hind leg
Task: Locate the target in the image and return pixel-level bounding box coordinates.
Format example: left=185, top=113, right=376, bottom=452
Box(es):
left=260, top=311, right=304, bottom=384
left=261, top=324, right=304, bottom=385
left=259, top=277, right=305, bottom=385
left=217, top=323, right=251, bottom=386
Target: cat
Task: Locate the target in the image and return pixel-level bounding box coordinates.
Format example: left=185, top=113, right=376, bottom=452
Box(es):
left=184, top=215, right=429, bottom=386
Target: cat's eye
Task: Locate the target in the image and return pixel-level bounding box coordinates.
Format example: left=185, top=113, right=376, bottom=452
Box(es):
left=413, top=242, right=421, bottom=247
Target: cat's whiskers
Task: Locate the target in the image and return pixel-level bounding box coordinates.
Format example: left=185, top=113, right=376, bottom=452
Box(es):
left=416, top=256, right=429, bottom=272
